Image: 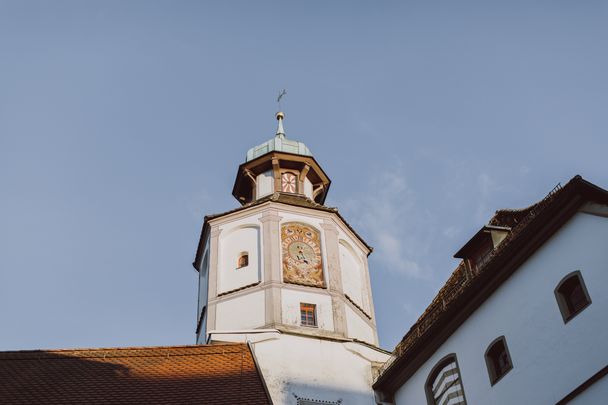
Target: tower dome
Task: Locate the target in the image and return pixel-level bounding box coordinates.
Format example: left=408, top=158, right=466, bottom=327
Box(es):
left=245, top=112, right=312, bottom=162
left=232, top=112, right=331, bottom=205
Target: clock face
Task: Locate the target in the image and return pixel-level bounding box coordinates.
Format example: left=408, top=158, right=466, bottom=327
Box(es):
left=281, top=172, right=297, bottom=193
left=281, top=222, right=325, bottom=288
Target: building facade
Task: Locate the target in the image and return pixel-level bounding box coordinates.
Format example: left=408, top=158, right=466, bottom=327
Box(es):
left=373, top=176, right=608, bottom=405
left=193, top=112, right=390, bottom=404
left=2, top=110, right=606, bottom=405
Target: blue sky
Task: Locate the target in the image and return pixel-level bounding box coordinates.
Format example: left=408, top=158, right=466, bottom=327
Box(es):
left=1, top=0, right=607, bottom=351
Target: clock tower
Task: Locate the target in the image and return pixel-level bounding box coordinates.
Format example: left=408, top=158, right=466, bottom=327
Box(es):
left=193, top=112, right=389, bottom=404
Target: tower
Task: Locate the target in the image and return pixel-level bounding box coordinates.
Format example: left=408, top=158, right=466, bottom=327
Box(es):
left=193, top=112, right=389, bottom=404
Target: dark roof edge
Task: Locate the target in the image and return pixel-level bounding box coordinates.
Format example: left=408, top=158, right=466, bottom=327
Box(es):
left=0, top=343, right=248, bottom=359
left=374, top=175, right=608, bottom=394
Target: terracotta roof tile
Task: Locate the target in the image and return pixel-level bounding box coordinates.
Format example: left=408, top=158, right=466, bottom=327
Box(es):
left=0, top=343, right=271, bottom=404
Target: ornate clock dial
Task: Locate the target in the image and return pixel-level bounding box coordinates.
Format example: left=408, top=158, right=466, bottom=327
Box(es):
left=288, top=241, right=316, bottom=265
left=281, top=222, right=325, bottom=288
left=281, top=172, right=297, bottom=193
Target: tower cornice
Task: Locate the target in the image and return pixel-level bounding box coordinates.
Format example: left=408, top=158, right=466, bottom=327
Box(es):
left=192, top=194, right=373, bottom=272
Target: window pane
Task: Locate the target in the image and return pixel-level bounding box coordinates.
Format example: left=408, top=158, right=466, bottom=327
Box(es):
left=556, top=272, right=591, bottom=322
left=485, top=337, right=512, bottom=385
left=300, top=303, right=316, bottom=326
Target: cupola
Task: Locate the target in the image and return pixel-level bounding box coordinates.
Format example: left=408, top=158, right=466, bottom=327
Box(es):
left=232, top=112, right=331, bottom=205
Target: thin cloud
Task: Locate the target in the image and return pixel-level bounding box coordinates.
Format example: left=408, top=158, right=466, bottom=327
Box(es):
left=339, top=167, right=434, bottom=279
left=475, top=172, right=502, bottom=223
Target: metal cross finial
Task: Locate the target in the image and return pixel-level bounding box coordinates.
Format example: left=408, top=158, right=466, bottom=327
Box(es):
left=277, top=89, right=287, bottom=111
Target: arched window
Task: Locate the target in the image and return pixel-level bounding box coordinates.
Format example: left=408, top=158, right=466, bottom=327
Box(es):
left=237, top=252, right=249, bottom=269
left=485, top=336, right=513, bottom=385
left=425, top=354, right=467, bottom=405
left=555, top=271, right=591, bottom=323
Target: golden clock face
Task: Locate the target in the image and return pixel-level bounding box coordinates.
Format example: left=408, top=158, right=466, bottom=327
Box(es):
left=281, top=222, right=325, bottom=288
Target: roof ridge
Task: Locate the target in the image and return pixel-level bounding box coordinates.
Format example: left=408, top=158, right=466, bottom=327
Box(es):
left=0, top=343, right=246, bottom=356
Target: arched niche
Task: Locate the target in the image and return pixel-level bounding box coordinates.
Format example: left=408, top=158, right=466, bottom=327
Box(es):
left=218, top=225, right=261, bottom=294
left=339, top=239, right=368, bottom=312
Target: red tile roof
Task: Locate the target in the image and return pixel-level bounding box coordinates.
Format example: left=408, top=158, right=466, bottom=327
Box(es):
left=0, top=343, right=271, bottom=405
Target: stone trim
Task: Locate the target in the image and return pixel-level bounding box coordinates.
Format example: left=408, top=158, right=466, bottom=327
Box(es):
left=344, top=294, right=372, bottom=320
left=217, top=281, right=262, bottom=297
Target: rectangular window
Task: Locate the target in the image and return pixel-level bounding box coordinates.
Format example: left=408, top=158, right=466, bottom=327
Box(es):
left=300, top=303, right=317, bottom=327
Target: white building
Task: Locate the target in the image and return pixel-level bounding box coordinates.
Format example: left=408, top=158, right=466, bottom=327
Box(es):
left=2, top=109, right=605, bottom=405
left=373, top=176, right=608, bottom=405
left=192, top=112, right=390, bottom=405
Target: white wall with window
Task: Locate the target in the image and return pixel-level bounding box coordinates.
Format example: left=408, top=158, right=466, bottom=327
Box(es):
left=218, top=224, right=261, bottom=294
left=281, top=289, right=334, bottom=331
left=392, top=210, right=608, bottom=405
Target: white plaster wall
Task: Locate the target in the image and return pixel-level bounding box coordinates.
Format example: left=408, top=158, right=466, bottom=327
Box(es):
left=569, top=374, right=608, bottom=405
left=278, top=211, right=326, bottom=232
left=393, top=211, right=608, bottom=405
left=340, top=240, right=366, bottom=311
left=336, top=221, right=371, bottom=260
left=218, top=225, right=261, bottom=294
left=215, top=290, right=266, bottom=330
left=304, top=177, right=313, bottom=199
left=256, top=170, right=274, bottom=199
left=281, top=289, right=335, bottom=331
left=345, top=305, right=375, bottom=345
left=249, top=333, right=390, bottom=405
left=337, top=226, right=373, bottom=314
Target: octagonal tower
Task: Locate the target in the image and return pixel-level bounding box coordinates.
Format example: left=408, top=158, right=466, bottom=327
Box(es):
left=192, top=112, right=389, bottom=405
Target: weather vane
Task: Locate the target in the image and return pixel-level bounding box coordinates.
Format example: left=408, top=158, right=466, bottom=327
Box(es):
left=277, top=89, right=287, bottom=111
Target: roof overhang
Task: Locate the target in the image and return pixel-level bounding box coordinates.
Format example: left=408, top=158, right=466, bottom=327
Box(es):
left=231, top=151, right=331, bottom=205
left=193, top=193, right=372, bottom=271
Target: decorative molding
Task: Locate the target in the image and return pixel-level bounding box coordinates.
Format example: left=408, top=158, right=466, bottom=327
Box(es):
left=344, top=294, right=372, bottom=320
left=217, top=281, right=262, bottom=297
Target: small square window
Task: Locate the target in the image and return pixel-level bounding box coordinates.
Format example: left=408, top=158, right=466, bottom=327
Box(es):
left=300, top=303, right=317, bottom=327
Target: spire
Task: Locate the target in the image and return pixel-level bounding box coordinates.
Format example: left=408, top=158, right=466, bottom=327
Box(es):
left=275, top=111, right=286, bottom=138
